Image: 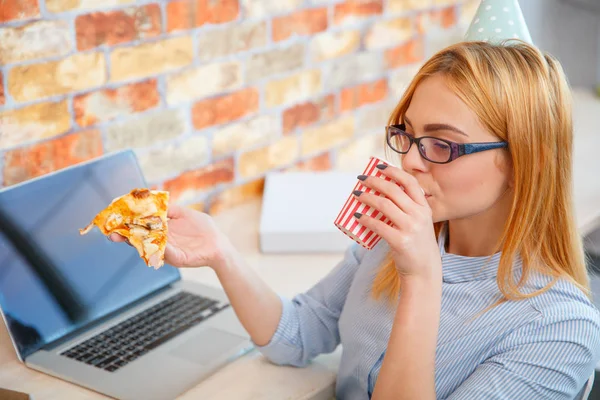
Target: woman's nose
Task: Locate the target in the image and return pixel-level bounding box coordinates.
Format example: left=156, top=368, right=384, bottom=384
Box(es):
left=401, top=143, right=427, bottom=172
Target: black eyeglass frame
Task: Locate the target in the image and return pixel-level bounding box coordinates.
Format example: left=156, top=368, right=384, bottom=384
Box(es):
left=385, top=124, right=509, bottom=164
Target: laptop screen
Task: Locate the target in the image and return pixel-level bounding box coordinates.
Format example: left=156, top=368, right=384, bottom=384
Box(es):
left=0, top=151, right=180, bottom=360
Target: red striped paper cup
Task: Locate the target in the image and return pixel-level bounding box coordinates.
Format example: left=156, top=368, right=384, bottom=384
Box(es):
left=334, top=156, right=396, bottom=250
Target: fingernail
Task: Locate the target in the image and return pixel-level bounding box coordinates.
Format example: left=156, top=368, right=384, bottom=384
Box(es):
left=354, top=212, right=363, bottom=219
left=376, top=164, right=388, bottom=170
left=352, top=190, right=363, bottom=197
left=357, top=175, right=368, bottom=181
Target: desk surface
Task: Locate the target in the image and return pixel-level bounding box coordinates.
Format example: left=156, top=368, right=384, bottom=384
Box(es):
left=1, top=89, right=600, bottom=400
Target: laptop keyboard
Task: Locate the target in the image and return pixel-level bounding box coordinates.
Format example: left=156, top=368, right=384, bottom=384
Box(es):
left=60, top=291, right=229, bottom=372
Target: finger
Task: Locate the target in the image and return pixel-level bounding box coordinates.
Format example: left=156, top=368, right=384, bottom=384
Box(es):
left=358, top=174, right=417, bottom=215
left=109, top=233, right=128, bottom=243
left=374, top=164, right=427, bottom=206
left=353, top=190, right=409, bottom=228
left=353, top=211, right=400, bottom=247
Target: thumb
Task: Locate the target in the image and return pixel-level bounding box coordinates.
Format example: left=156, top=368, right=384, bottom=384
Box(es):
left=164, top=242, right=185, bottom=267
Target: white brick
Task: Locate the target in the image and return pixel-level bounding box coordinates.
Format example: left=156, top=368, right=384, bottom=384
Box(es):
left=324, top=52, right=384, bottom=89
left=106, top=109, right=186, bottom=151
left=364, top=18, right=414, bottom=50
left=301, top=116, right=355, bottom=156
left=389, top=64, right=421, bottom=99
left=241, top=0, right=304, bottom=17
left=388, top=0, right=433, bottom=13
left=166, top=62, right=242, bottom=104
left=136, top=135, right=210, bottom=183
left=336, top=133, right=388, bottom=172
left=197, top=21, right=267, bottom=61
left=310, top=30, right=361, bottom=62
left=246, top=43, right=305, bottom=82
left=357, top=100, right=397, bottom=136
left=0, top=21, right=73, bottom=65
left=265, top=69, right=322, bottom=107
left=212, top=115, right=280, bottom=156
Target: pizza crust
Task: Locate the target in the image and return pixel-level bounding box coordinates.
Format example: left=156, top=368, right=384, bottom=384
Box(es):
left=80, top=188, right=169, bottom=269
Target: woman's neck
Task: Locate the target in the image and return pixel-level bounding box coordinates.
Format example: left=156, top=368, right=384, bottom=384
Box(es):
left=446, top=190, right=512, bottom=257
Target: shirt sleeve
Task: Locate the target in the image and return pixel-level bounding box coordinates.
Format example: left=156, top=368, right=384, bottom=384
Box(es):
left=254, top=242, right=367, bottom=367
left=445, top=302, right=600, bottom=400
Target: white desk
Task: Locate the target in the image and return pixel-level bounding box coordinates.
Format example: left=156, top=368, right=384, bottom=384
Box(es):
left=1, top=88, right=599, bottom=400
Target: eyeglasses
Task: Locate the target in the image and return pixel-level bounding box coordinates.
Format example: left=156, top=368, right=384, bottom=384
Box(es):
left=385, top=124, right=508, bottom=164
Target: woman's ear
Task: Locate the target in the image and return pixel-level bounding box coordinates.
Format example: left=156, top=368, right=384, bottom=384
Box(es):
left=507, top=158, right=515, bottom=189
left=495, top=151, right=514, bottom=188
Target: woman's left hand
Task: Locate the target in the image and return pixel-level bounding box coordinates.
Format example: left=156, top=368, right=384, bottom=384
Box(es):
left=353, top=163, right=442, bottom=281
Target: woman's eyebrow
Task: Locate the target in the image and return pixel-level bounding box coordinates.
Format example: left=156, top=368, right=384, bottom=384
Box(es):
left=404, top=116, right=468, bottom=137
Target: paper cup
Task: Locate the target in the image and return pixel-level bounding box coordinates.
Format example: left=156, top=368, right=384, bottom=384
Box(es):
left=334, top=156, right=396, bottom=250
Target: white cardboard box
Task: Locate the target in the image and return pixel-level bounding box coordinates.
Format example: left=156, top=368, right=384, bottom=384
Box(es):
left=259, top=171, right=358, bottom=254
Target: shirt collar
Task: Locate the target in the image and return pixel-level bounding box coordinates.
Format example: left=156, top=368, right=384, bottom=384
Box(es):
left=438, top=223, right=518, bottom=284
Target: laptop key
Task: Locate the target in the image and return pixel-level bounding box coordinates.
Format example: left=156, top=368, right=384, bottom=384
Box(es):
left=86, top=355, right=106, bottom=366
left=115, top=359, right=127, bottom=367
left=105, top=365, right=119, bottom=372
left=74, top=352, right=89, bottom=361
left=96, top=356, right=118, bottom=369
left=123, top=353, right=138, bottom=362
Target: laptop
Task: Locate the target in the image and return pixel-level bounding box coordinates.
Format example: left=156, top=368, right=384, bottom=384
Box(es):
left=0, top=150, right=253, bottom=399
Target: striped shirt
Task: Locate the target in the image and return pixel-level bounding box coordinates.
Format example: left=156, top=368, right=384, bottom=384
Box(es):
left=255, top=226, right=600, bottom=399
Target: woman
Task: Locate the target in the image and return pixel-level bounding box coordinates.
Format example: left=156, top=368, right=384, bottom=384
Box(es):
left=113, top=40, right=600, bottom=399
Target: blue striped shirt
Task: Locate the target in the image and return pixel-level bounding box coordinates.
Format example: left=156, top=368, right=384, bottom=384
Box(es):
left=255, top=227, right=600, bottom=399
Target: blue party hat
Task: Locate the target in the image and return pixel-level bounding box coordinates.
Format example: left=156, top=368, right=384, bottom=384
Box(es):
left=464, top=0, right=532, bottom=44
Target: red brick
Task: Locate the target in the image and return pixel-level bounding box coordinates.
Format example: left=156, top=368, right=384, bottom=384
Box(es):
left=334, top=0, right=383, bottom=25
left=294, top=152, right=332, bottom=171
left=441, top=7, right=457, bottom=28
left=385, top=37, right=424, bottom=69
left=340, top=79, right=387, bottom=112
left=167, top=0, right=239, bottom=32
left=272, top=8, right=328, bottom=42
left=0, top=71, right=4, bottom=106
left=74, top=79, right=159, bottom=127
left=0, top=0, right=40, bottom=23
left=163, top=158, right=235, bottom=203
left=3, top=130, right=103, bottom=186
left=418, top=6, right=457, bottom=34
left=192, top=88, right=259, bottom=130
left=282, top=95, right=335, bottom=134
left=76, top=4, right=161, bottom=51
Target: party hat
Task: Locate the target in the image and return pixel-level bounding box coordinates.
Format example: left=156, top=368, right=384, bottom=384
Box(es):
left=464, top=0, right=532, bottom=45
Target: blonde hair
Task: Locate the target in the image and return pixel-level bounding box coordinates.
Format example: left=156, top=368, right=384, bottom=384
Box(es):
left=372, top=40, right=590, bottom=304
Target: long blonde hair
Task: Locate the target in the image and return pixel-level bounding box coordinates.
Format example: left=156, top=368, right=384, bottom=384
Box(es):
left=372, top=40, right=590, bottom=304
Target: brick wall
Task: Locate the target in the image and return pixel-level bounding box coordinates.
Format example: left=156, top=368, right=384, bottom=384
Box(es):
left=0, top=0, right=477, bottom=214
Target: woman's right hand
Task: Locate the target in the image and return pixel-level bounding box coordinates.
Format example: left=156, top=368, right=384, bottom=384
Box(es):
left=109, top=204, right=233, bottom=270
left=113, top=204, right=284, bottom=347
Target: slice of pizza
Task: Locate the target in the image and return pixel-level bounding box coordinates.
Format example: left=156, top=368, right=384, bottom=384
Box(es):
left=80, top=188, right=169, bottom=269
